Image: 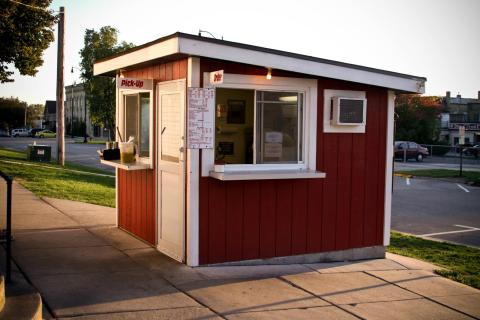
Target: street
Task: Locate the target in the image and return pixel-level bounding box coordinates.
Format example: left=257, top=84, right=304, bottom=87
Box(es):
left=394, top=155, right=480, bottom=172
left=0, top=137, right=114, bottom=172
left=392, top=175, right=480, bottom=247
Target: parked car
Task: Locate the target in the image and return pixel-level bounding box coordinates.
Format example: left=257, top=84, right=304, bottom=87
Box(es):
left=455, top=143, right=473, bottom=153
left=463, top=145, right=479, bottom=158
left=11, top=128, right=29, bottom=137
left=394, top=141, right=429, bottom=162
left=35, top=130, right=56, bottom=138
left=29, top=128, right=43, bottom=137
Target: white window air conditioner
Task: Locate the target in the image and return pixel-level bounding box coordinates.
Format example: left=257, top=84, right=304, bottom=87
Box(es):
left=331, top=97, right=367, bottom=126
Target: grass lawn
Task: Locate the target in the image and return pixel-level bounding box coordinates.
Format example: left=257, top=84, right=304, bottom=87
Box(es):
left=388, top=231, right=480, bottom=289
left=396, top=169, right=480, bottom=186
left=0, top=148, right=115, bottom=207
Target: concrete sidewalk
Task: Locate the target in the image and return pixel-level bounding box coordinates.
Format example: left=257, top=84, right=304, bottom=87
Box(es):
left=10, top=183, right=480, bottom=319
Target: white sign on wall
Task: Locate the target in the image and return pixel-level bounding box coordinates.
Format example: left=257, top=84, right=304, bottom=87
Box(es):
left=187, top=88, right=215, bottom=149
left=116, top=77, right=153, bottom=90
left=209, top=70, right=224, bottom=85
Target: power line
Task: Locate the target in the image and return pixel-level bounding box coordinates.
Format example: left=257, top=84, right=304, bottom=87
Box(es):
left=8, top=0, right=59, bottom=13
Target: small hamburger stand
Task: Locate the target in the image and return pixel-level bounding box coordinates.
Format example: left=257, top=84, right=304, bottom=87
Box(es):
left=94, top=32, right=425, bottom=266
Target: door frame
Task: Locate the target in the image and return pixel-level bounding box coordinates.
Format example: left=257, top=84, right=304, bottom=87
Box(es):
left=156, top=79, right=187, bottom=262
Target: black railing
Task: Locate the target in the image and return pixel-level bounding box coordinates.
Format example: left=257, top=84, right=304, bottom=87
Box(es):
left=0, top=171, right=12, bottom=282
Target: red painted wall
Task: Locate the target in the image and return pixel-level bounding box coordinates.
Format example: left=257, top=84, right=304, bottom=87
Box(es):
left=199, top=58, right=387, bottom=264
left=118, top=59, right=188, bottom=244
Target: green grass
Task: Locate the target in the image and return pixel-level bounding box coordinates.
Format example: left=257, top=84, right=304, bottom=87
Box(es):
left=388, top=231, right=480, bottom=289
left=397, top=169, right=480, bottom=186
left=0, top=147, right=115, bottom=207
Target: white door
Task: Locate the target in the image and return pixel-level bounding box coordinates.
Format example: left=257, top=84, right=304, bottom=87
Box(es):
left=157, top=79, right=186, bottom=262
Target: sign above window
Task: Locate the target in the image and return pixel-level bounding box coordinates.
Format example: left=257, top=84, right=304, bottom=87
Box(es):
left=209, top=70, right=224, bottom=85
left=117, top=77, right=153, bottom=90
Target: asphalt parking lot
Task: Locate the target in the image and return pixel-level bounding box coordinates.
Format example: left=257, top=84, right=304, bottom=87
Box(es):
left=392, top=175, right=480, bottom=247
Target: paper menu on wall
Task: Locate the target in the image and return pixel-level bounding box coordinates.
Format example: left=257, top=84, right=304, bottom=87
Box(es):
left=187, top=88, right=215, bottom=149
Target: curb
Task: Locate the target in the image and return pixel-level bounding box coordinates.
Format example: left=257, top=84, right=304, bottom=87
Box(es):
left=394, top=172, right=413, bottom=178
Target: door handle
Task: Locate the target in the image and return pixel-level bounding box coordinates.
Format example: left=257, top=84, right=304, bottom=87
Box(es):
left=179, top=147, right=184, bottom=153
left=161, top=127, right=166, bottom=135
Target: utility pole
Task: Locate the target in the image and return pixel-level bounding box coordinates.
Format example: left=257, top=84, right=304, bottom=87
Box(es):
left=84, top=89, right=88, bottom=143
left=56, top=6, right=65, bottom=166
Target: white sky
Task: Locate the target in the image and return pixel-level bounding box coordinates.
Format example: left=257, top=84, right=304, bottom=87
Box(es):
left=1, top=0, right=479, bottom=105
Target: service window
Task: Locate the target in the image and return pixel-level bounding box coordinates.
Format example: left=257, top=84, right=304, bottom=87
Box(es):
left=215, top=88, right=304, bottom=166
left=123, top=92, right=151, bottom=159
left=202, top=74, right=319, bottom=179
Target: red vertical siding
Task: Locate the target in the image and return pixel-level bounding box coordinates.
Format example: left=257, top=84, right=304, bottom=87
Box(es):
left=336, top=134, right=352, bottom=250
left=117, top=60, right=187, bottom=245
left=275, top=181, right=293, bottom=256
left=242, top=181, right=260, bottom=259
left=198, top=58, right=388, bottom=264
left=258, top=181, right=277, bottom=258
left=291, top=180, right=308, bottom=255
left=226, top=181, right=244, bottom=261
left=208, top=179, right=227, bottom=263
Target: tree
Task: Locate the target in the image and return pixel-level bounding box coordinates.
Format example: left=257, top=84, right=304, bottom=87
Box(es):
left=79, top=26, right=133, bottom=140
left=0, top=97, right=27, bottom=130
left=0, top=0, right=58, bottom=83
left=26, top=103, right=44, bottom=128
left=395, top=94, right=442, bottom=144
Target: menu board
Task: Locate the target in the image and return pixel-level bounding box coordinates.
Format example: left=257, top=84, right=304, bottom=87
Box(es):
left=187, top=88, right=215, bottom=149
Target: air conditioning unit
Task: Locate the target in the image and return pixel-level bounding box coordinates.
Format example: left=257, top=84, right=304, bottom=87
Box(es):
left=331, top=97, right=367, bottom=126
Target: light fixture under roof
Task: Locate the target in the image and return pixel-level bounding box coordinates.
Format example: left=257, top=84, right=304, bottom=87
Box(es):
left=266, top=68, right=272, bottom=80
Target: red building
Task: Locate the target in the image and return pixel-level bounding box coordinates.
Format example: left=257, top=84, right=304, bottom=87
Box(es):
left=94, top=32, right=425, bottom=266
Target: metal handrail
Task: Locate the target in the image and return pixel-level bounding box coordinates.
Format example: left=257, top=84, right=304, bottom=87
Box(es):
left=0, top=171, right=12, bottom=283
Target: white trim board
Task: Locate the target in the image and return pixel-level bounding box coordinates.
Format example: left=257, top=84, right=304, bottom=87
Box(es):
left=94, top=34, right=425, bottom=94
left=383, top=90, right=395, bottom=246
left=186, top=57, right=200, bottom=267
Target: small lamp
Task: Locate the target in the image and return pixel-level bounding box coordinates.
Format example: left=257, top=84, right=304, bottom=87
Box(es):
left=266, top=68, right=272, bottom=80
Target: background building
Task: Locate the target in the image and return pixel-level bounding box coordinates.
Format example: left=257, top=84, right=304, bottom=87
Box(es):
left=440, top=91, right=480, bottom=145
left=43, top=100, right=56, bottom=131
left=65, top=83, right=109, bottom=139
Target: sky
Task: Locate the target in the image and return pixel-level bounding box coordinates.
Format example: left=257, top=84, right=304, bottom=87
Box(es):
left=1, top=0, right=479, bottom=105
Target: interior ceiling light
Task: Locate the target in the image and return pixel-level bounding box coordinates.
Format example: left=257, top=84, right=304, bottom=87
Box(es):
left=266, top=68, right=272, bottom=80
left=279, top=96, right=298, bottom=102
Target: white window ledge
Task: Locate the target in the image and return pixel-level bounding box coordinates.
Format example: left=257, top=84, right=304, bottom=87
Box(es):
left=100, top=159, right=151, bottom=171
left=209, top=170, right=326, bottom=181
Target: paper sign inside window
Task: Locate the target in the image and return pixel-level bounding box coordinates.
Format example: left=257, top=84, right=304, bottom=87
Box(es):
left=264, top=143, right=282, bottom=158
left=264, top=132, right=283, bottom=158
left=265, top=132, right=283, bottom=143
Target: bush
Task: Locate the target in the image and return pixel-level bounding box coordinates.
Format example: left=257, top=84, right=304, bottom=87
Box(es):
left=431, top=145, right=451, bottom=156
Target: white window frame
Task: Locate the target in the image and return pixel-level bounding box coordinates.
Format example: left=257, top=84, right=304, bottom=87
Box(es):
left=201, top=73, right=317, bottom=176
left=118, top=88, right=154, bottom=168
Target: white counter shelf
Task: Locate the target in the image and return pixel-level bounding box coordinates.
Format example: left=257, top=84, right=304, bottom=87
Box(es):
left=100, top=159, right=151, bottom=171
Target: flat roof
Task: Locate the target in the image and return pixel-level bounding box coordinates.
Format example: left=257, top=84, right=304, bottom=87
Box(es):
left=94, top=32, right=426, bottom=93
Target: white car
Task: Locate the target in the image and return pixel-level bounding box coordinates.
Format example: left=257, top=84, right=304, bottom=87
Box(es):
left=11, top=128, right=29, bottom=137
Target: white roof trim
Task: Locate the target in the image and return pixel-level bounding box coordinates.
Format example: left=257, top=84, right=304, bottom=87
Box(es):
left=94, top=35, right=425, bottom=93
left=179, top=38, right=424, bottom=93
left=93, top=38, right=179, bottom=76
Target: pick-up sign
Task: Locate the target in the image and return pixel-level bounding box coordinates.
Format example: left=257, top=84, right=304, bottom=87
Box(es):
left=116, top=77, right=153, bottom=90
